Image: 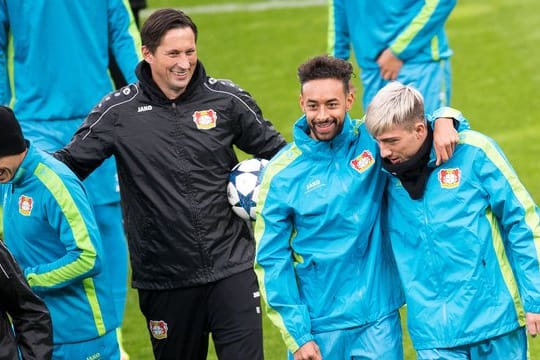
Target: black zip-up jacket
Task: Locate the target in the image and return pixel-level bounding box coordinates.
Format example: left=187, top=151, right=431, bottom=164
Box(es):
left=0, top=241, right=53, bottom=359
left=55, top=60, right=287, bottom=289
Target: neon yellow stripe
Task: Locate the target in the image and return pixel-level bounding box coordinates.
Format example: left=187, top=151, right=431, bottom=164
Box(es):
left=391, top=0, right=440, bottom=56
left=462, top=131, right=540, bottom=323
left=83, top=277, right=107, bottom=335
left=461, top=131, right=540, bottom=257
left=121, top=0, right=143, bottom=60
left=485, top=208, right=526, bottom=326
left=439, top=60, right=447, bottom=106
left=8, top=34, right=15, bottom=108
left=327, top=0, right=336, bottom=54
left=431, top=35, right=440, bottom=61
left=27, top=163, right=97, bottom=287
left=254, top=145, right=303, bottom=352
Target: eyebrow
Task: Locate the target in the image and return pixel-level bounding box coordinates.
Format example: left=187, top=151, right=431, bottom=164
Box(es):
left=378, top=136, right=400, bottom=143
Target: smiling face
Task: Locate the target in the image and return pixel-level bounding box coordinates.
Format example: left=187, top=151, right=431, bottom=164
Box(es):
left=142, top=26, right=198, bottom=100
left=0, top=150, right=27, bottom=183
left=299, top=78, right=354, bottom=141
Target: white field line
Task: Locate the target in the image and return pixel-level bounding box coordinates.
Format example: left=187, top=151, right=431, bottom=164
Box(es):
left=141, top=0, right=326, bottom=16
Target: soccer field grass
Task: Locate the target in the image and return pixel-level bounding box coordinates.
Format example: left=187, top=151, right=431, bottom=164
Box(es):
left=122, top=0, right=540, bottom=358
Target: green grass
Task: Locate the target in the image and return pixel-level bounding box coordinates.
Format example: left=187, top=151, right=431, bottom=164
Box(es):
left=122, top=0, right=540, bottom=358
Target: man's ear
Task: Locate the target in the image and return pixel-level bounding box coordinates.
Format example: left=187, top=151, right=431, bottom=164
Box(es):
left=415, top=122, right=427, bottom=139
left=299, top=94, right=305, bottom=113
left=345, top=90, right=355, bottom=112
left=142, top=46, right=153, bottom=63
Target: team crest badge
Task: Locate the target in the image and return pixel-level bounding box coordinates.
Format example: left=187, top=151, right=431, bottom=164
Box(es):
left=149, top=320, right=168, bottom=340
left=193, top=109, right=217, bottom=130
left=350, top=150, right=375, bottom=173
left=18, top=195, right=33, bottom=216
left=439, top=168, right=461, bottom=188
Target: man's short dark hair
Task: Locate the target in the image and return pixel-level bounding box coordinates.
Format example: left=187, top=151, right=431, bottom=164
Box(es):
left=297, top=55, right=354, bottom=94
left=141, top=8, right=198, bottom=53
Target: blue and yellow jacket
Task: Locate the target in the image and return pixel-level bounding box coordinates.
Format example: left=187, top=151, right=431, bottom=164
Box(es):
left=254, top=114, right=404, bottom=353
left=0, top=0, right=141, bottom=206
left=328, top=0, right=456, bottom=69
left=384, top=129, right=540, bottom=349
left=0, top=0, right=141, bottom=121
left=1, top=142, right=118, bottom=344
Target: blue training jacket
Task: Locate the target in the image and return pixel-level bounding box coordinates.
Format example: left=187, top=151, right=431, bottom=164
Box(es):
left=0, top=0, right=142, bottom=205
left=254, top=114, right=404, bottom=353
left=1, top=142, right=119, bottom=344
left=0, top=0, right=141, bottom=121
left=328, top=0, right=455, bottom=70
left=384, top=128, right=540, bottom=350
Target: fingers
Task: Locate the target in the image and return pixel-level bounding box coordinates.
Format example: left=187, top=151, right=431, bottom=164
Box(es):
left=526, top=313, right=540, bottom=337
left=293, top=341, right=323, bottom=360
left=527, top=316, right=540, bottom=337
left=380, top=70, right=398, bottom=81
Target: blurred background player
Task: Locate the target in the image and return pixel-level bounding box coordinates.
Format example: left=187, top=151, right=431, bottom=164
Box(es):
left=0, top=1, right=142, bottom=358
left=327, top=0, right=456, bottom=114
left=110, top=0, right=147, bottom=89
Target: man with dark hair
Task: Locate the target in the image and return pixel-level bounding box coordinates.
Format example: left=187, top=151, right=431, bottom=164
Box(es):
left=254, top=55, right=461, bottom=359
left=55, top=8, right=287, bottom=360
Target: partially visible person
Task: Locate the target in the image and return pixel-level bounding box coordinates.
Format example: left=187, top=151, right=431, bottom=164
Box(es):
left=110, top=0, right=147, bottom=88
left=129, top=0, right=146, bottom=28
left=55, top=8, right=287, bottom=360
left=327, top=0, right=456, bottom=114
left=0, top=106, right=121, bottom=359
left=365, top=82, right=540, bottom=359
left=0, top=2, right=142, bottom=358
left=254, top=55, right=460, bottom=360
left=0, top=241, right=53, bottom=360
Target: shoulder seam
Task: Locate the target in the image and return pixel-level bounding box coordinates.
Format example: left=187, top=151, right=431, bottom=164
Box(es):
left=82, top=85, right=140, bottom=140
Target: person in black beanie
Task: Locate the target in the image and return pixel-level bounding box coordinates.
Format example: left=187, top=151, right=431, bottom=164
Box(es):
left=0, top=106, right=27, bottom=182
left=0, top=105, right=122, bottom=359
left=0, top=106, right=53, bottom=359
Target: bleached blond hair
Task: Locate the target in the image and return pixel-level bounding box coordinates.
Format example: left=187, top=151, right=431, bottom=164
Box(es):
left=365, top=82, right=425, bottom=137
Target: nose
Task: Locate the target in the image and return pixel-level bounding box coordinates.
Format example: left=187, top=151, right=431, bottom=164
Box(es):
left=315, top=107, right=328, bottom=121
left=379, top=144, right=392, bottom=159
left=177, top=54, right=191, bottom=68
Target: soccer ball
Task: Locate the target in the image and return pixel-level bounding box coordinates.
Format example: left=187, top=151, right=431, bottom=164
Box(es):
left=227, top=158, right=269, bottom=221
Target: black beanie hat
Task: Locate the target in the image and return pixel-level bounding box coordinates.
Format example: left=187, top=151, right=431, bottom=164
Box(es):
left=0, top=106, right=26, bottom=157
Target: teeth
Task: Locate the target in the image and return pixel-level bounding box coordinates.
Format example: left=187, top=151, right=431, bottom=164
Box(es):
left=317, top=122, right=332, bottom=128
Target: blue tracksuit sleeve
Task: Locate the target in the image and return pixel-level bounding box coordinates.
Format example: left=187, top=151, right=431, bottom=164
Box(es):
left=25, top=173, right=101, bottom=291
left=465, top=132, right=540, bottom=313
left=107, top=0, right=142, bottom=83
left=430, top=107, right=471, bottom=132
left=328, top=0, right=351, bottom=59
left=254, top=157, right=314, bottom=353
left=389, top=0, right=456, bottom=61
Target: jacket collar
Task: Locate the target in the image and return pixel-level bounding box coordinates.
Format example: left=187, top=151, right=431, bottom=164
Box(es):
left=9, top=141, right=37, bottom=186
left=293, top=113, right=357, bottom=159
left=135, top=59, right=206, bottom=104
